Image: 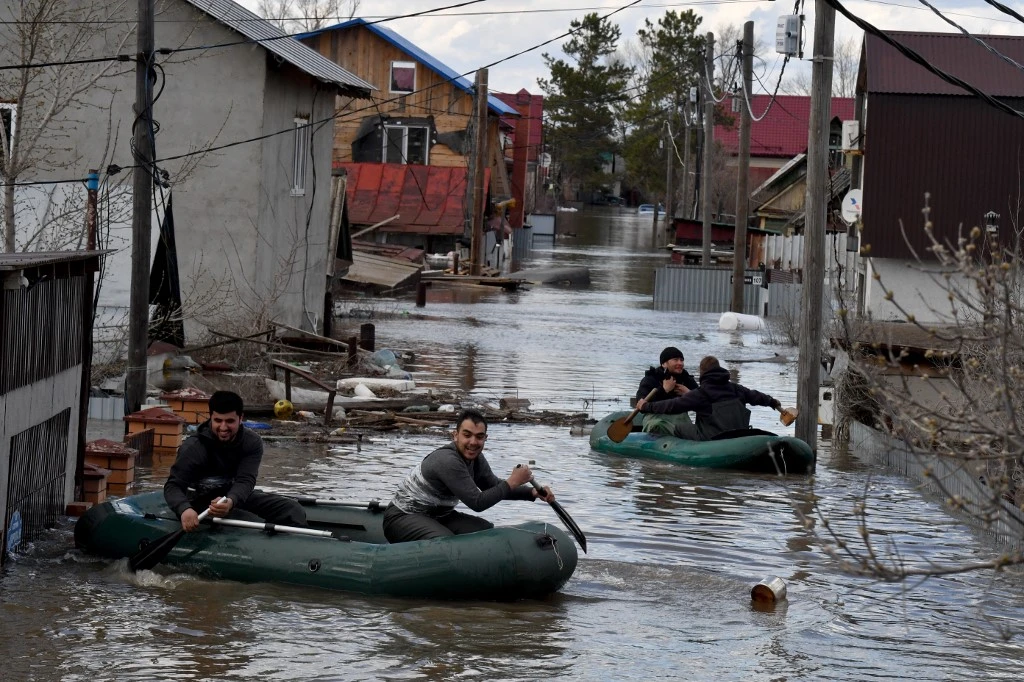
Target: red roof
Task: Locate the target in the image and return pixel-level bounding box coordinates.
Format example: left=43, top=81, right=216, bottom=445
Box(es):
left=340, top=163, right=487, bottom=235
left=495, top=89, right=544, bottom=162
left=865, top=31, right=1024, bottom=97
left=715, top=95, right=855, bottom=158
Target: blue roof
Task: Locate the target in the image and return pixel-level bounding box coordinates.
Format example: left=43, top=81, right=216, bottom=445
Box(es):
left=301, top=19, right=518, bottom=116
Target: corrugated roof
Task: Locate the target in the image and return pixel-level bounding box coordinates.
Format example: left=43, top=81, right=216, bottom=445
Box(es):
left=180, top=0, right=372, bottom=94
left=864, top=31, right=1024, bottom=97
left=0, top=251, right=106, bottom=271
left=340, top=162, right=489, bottom=235
left=302, top=19, right=517, bottom=116
left=716, top=96, right=855, bottom=158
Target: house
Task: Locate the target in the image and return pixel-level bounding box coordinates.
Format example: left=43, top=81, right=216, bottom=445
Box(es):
left=298, top=19, right=518, bottom=253
left=5, top=0, right=371, bottom=342
left=855, top=31, right=1024, bottom=322
left=716, top=95, right=855, bottom=215
left=1, top=252, right=101, bottom=563
left=494, top=90, right=545, bottom=228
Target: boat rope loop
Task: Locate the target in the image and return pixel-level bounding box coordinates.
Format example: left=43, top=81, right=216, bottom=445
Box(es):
left=767, top=442, right=788, bottom=476
left=512, top=525, right=565, bottom=570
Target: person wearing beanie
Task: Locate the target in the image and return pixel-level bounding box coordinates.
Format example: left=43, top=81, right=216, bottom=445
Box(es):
left=634, top=346, right=699, bottom=435
left=636, top=355, right=782, bottom=441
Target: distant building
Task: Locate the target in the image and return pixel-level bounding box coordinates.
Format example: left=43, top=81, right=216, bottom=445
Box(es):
left=300, top=19, right=517, bottom=252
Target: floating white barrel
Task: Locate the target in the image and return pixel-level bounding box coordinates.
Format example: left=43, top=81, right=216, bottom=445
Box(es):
left=719, top=311, right=765, bottom=331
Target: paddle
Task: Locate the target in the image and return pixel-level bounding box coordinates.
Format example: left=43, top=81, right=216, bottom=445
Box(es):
left=776, top=405, right=798, bottom=426
left=210, top=517, right=349, bottom=539
left=607, top=388, right=659, bottom=443
left=128, top=497, right=227, bottom=572
left=517, top=465, right=587, bottom=553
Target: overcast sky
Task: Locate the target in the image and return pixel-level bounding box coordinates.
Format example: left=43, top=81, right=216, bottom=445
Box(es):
left=240, top=0, right=1024, bottom=95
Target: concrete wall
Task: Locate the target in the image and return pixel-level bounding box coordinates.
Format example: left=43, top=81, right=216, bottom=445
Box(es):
left=4, top=0, right=339, bottom=340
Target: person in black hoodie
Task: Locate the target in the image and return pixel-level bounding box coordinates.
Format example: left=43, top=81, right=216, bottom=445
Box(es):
left=636, top=356, right=782, bottom=441
left=164, top=390, right=307, bottom=532
left=635, top=347, right=699, bottom=435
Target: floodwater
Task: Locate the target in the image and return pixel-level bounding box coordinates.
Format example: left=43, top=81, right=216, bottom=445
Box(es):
left=3, top=209, right=1024, bottom=681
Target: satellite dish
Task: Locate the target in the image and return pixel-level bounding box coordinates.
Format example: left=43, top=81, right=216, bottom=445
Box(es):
left=539, top=152, right=552, bottom=168
left=840, top=189, right=862, bottom=224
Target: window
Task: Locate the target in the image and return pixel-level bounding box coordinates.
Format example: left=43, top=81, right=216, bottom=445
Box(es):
left=383, top=125, right=429, bottom=165
left=390, top=61, right=416, bottom=94
left=292, top=116, right=309, bottom=196
left=1, top=102, right=16, bottom=164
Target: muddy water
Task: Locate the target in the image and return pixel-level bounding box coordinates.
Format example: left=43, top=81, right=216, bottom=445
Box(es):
left=3, top=209, right=1023, bottom=681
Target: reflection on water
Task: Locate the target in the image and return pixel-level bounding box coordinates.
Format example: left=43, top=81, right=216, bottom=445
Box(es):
left=4, top=208, right=1024, bottom=680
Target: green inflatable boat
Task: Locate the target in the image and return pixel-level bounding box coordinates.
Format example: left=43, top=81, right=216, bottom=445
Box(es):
left=590, top=412, right=815, bottom=474
left=74, top=492, right=578, bottom=600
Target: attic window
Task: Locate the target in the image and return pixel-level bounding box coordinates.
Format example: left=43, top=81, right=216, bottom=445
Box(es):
left=390, top=61, right=416, bottom=94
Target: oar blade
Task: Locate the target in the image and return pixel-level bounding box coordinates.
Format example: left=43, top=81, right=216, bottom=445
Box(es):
left=606, top=416, right=634, bottom=443
left=128, top=528, right=185, bottom=572
left=549, top=499, right=587, bottom=553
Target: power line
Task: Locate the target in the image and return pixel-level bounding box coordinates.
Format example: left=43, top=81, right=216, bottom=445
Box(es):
left=0, top=1, right=768, bottom=25
left=823, top=0, right=1024, bottom=122
left=917, top=0, right=1024, bottom=76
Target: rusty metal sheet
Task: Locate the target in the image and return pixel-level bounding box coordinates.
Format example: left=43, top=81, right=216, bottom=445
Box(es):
left=339, top=163, right=489, bottom=236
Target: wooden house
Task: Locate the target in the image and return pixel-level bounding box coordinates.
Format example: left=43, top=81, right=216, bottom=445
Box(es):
left=299, top=19, right=518, bottom=251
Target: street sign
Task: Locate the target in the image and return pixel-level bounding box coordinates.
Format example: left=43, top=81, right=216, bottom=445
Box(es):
left=841, top=189, right=862, bottom=224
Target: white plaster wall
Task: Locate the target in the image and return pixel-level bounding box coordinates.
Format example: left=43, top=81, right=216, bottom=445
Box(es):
left=0, top=366, right=83, bottom=545
left=6, top=0, right=341, bottom=341
left=862, top=257, right=973, bottom=324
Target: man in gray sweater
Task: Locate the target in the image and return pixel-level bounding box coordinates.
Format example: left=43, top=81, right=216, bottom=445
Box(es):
left=383, top=408, right=554, bottom=543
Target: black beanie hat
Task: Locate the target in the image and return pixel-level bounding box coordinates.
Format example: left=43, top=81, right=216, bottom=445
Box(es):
left=660, top=347, right=684, bottom=365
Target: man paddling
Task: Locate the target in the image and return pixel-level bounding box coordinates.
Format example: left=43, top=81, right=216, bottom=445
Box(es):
left=164, top=390, right=307, bottom=531
left=635, top=346, right=699, bottom=435
left=383, top=408, right=554, bottom=543
left=636, top=356, right=782, bottom=441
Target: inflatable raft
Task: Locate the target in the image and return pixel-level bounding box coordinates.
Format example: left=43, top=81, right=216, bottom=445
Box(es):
left=74, top=492, right=578, bottom=600
left=590, top=411, right=815, bottom=474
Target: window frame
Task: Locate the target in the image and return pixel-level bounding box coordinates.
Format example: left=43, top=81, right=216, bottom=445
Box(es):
left=382, top=124, right=429, bottom=165
left=389, top=61, right=417, bottom=95
left=291, top=116, right=310, bottom=196
left=1, top=102, right=16, bottom=164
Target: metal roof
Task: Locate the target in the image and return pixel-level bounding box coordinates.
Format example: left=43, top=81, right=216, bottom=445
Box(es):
left=864, top=31, right=1024, bottom=97
left=180, top=0, right=373, bottom=94
left=716, top=96, right=855, bottom=158
left=340, top=162, right=489, bottom=235
left=0, top=251, right=107, bottom=272
left=302, top=19, right=517, bottom=116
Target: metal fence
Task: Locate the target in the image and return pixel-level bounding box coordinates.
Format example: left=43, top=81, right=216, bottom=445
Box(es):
left=850, top=421, right=1024, bottom=550
left=653, top=265, right=765, bottom=314
left=1, top=277, right=84, bottom=394
left=4, top=409, right=72, bottom=559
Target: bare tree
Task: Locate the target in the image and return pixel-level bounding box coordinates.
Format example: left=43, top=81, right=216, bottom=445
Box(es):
left=257, top=0, right=360, bottom=33
left=782, top=36, right=860, bottom=98
left=822, top=197, right=1024, bottom=595
left=0, top=0, right=132, bottom=252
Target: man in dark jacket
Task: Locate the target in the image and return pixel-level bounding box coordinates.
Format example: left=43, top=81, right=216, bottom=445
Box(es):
left=636, top=356, right=782, bottom=441
left=383, top=408, right=554, bottom=543
left=635, top=346, right=699, bottom=435
left=164, top=390, right=306, bottom=532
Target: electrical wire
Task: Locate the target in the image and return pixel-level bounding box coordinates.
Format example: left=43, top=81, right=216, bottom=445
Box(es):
left=823, top=0, right=1024, bottom=122
left=917, top=0, right=1024, bottom=76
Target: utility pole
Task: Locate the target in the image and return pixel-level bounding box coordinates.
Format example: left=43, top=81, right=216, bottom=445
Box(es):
left=731, top=21, right=753, bottom=312
left=682, top=102, right=692, bottom=219
left=664, top=110, right=675, bottom=226
left=701, top=32, right=715, bottom=266
left=469, top=68, right=489, bottom=277
left=77, top=170, right=100, bottom=501
left=126, top=0, right=155, bottom=414
left=796, top=2, right=836, bottom=450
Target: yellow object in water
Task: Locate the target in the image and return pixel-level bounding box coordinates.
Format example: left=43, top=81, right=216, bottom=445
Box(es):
left=274, top=399, right=294, bottom=419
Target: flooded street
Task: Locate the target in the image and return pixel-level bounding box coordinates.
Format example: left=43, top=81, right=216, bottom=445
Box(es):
left=3, top=209, right=1024, bottom=680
